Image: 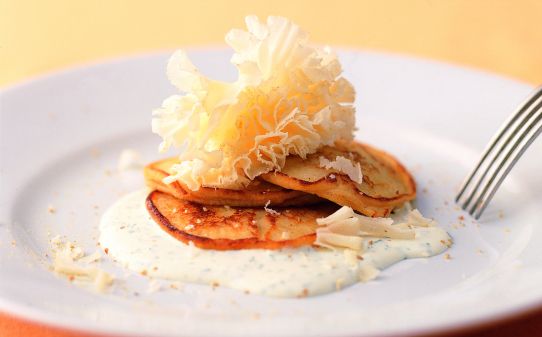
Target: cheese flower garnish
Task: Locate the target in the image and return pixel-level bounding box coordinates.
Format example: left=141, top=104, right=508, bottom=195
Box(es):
left=152, top=15, right=356, bottom=190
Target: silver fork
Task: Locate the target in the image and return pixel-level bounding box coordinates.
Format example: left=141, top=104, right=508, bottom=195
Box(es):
left=456, top=85, right=542, bottom=219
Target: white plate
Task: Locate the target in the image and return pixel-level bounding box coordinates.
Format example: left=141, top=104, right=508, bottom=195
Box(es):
left=1, top=49, right=541, bottom=337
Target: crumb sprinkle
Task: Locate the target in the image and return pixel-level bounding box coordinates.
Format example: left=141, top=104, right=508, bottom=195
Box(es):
left=297, top=288, right=309, bottom=298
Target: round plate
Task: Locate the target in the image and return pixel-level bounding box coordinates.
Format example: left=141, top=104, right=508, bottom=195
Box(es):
left=1, top=49, right=541, bottom=337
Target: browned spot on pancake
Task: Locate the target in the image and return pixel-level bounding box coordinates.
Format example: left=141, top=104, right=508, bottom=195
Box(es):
left=362, top=175, right=375, bottom=189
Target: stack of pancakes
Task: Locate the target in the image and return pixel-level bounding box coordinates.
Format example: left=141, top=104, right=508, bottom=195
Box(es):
left=144, top=141, right=416, bottom=250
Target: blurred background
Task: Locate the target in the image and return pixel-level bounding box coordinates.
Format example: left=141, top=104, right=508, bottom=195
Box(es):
left=1, top=0, right=541, bottom=87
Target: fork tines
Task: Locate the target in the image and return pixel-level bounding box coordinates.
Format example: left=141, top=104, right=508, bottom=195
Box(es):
left=456, top=86, right=542, bottom=219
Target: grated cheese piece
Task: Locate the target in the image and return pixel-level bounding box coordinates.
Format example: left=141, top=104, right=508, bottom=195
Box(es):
left=327, top=218, right=362, bottom=235
left=264, top=200, right=280, bottom=216
left=408, top=209, right=437, bottom=227
left=117, top=149, right=143, bottom=172
left=316, top=206, right=355, bottom=225
left=314, top=229, right=364, bottom=251
left=49, top=236, right=113, bottom=292
left=93, top=270, right=114, bottom=292
left=152, top=16, right=355, bottom=190
left=318, top=155, right=363, bottom=184
left=357, top=219, right=415, bottom=240
left=315, top=206, right=415, bottom=241
left=314, top=205, right=438, bottom=251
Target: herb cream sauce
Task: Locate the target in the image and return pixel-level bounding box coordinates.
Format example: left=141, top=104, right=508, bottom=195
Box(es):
left=99, top=190, right=451, bottom=297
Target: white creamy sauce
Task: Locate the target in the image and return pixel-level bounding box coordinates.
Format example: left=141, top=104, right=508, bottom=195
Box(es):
left=99, top=190, right=451, bottom=297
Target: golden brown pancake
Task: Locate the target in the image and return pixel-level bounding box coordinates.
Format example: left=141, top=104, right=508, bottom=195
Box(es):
left=261, top=141, right=416, bottom=217
left=146, top=190, right=337, bottom=250
left=144, top=157, right=322, bottom=207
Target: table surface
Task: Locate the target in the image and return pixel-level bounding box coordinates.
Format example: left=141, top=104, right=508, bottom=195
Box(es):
left=2, top=0, right=542, bottom=336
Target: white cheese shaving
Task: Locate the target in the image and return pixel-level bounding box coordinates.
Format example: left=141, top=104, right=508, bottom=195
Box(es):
left=316, top=205, right=355, bottom=225
left=314, top=206, right=439, bottom=251
left=117, top=149, right=143, bottom=172
left=407, top=209, right=437, bottom=227
left=314, top=229, right=364, bottom=251
left=319, top=155, right=363, bottom=184
left=152, top=15, right=355, bottom=190
left=264, top=200, right=280, bottom=216
left=49, top=235, right=113, bottom=292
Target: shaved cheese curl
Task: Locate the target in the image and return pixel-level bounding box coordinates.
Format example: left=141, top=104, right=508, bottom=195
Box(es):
left=152, top=16, right=355, bottom=190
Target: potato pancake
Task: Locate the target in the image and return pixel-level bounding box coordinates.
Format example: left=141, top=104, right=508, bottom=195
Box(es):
left=146, top=190, right=337, bottom=250
left=261, top=141, right=416, bottom=217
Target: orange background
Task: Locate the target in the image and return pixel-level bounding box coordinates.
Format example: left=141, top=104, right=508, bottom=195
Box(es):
left=2, top=0, right=542, bottom=336
left=1, top=0, right=542, bottom=87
